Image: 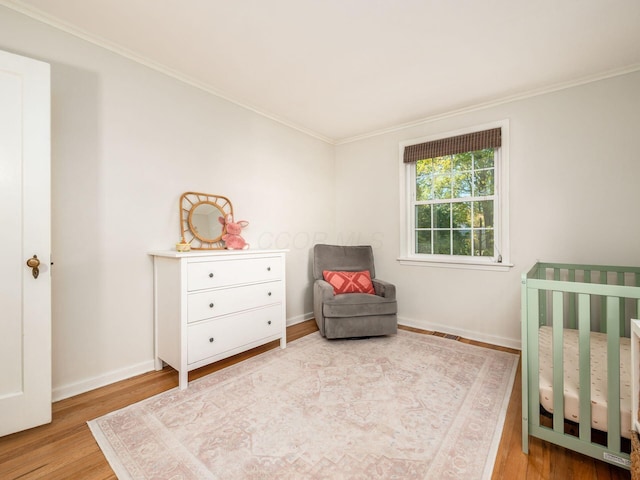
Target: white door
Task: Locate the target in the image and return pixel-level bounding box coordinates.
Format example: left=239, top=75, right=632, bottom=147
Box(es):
left=0, top=49, right=51, bottom=436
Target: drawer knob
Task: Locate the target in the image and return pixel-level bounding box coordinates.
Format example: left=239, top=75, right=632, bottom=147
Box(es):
left=209, top=273, right=214, bottom=278
left=209, top=337, right=214, bottom=343
left=267, top=266, right=271, bottom=271
left=267, top=320, right=272, bottom=325
left=267, top=291, right=272, bottom=296
left=209, top=303, right=214, bottom=308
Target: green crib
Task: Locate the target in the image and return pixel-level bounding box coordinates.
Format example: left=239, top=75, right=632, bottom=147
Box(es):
left=521, top=262, right=640, bottom=469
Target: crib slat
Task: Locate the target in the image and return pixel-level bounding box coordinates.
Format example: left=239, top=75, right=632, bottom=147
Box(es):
left=636, top=273, right=640, bottom=326
left=539, top=287, right=547, bottom=326
left=527, top=288, right=542, bottom=434
left=552, top=291, right=565, bottom=434
left=568, top=270, right=576, bottom=329
left=578, top=294, right=592, bottom=442
left=621, top=297, right=626, bottom=336
left=601, top=271, right=608, bottom=333
left=606, top=297, right=621, bottom=452
left=619, top=272, right=625, bottom=335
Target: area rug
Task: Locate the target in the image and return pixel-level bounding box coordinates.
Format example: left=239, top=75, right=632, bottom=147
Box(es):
left=89, top=330, right=518, bottom=479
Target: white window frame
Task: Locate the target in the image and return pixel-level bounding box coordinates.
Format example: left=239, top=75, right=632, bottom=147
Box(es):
left=398, top=120, right=512, bottom=271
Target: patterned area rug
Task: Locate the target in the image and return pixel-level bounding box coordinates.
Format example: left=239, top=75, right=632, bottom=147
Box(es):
left=89, top=330, right=518, bottom=479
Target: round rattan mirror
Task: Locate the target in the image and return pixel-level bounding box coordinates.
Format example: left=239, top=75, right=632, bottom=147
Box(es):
left=180, top=192, right=233, bottom=249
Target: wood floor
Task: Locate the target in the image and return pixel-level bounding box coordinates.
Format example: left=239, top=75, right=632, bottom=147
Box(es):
left=0, top=320, right=631, bottom=479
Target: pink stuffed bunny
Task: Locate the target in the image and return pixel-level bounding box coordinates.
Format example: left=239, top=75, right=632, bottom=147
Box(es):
left=219, top=214, right=249, bottom=249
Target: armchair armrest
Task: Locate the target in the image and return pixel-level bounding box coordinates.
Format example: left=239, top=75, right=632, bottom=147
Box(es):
left=372, top=279, right=396, bottom=300
left=313, top=279, right=335, bottom=336
left=314, top=279, right=334, bottom=300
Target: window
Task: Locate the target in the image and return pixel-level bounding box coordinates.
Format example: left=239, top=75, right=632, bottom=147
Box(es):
left=399, top=121, right=511, bottom=270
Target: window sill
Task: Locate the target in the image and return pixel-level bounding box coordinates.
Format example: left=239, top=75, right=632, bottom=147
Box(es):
left=397, top=256, right=514, bottom=272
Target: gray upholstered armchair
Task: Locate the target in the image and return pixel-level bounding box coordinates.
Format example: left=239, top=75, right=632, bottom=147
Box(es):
left=313, top=244, right=397, bottom=339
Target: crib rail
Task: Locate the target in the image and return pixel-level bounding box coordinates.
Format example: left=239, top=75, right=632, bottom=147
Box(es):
left=521, top=262, right=640, bottom=469
left=528, top=262, right=640, bottom=335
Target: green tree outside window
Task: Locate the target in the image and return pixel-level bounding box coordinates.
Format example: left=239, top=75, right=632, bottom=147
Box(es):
left=414, top=149, right=495, bottom=257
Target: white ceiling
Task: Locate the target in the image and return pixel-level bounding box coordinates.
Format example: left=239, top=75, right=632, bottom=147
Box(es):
left=4, top=0, right=640, bottom=143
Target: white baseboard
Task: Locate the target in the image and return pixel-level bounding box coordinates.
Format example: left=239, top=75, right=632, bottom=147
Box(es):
left=286, top=312, right=315, bottom=326
left=399, top=316, right=521, bottom=351
left=52, top=360, right=156, bottom=402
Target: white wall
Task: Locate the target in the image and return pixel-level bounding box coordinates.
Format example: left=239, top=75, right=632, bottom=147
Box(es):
left=0, top=6, right=336, bottom=399
left=335, top=71, right=640, bottom=348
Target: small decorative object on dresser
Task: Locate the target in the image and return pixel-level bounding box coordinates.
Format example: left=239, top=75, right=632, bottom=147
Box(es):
left=150, top=249, right=287, bottom=389
left=179, top=191, right=233, bottom=250
left=175, top=241, right=191, bottom=252
left=218, top=213, right=249, bottom=250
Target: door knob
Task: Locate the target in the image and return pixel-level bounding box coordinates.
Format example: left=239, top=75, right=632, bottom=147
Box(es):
left=26, top=255, right=40, bottom=279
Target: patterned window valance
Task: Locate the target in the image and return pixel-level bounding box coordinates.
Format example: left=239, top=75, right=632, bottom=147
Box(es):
left=403, top=128, right=501, bottom=163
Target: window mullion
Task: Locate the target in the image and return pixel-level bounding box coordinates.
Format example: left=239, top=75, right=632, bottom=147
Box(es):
left=470, top=200, right=475, bottom=257
left=430, top=204, right=434, bottom=254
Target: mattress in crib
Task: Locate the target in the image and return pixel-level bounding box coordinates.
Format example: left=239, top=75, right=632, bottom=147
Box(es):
left=538, top=325, right=632, bottom=439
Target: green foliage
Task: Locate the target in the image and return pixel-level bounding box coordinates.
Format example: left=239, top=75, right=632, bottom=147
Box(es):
left=414, top=149, right=495, bottom=257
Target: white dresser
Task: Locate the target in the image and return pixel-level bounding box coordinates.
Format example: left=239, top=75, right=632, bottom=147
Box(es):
left=150, top=249, right=287, bottom=389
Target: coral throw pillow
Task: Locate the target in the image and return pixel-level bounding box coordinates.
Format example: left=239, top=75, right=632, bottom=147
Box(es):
left=323, top=270, right=375, bottom=295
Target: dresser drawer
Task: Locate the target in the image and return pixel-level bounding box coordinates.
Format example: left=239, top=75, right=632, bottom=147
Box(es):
left=187, top=304, right=283, bottom=364
left=187, top=256, right=282, bottom=291
left=187, top=280, right=283, bottom=323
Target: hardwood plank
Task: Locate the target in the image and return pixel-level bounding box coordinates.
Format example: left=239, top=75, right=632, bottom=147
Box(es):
left=0, top=320, right=632, bottom=479
left=491, top=358, right=529, bottom=479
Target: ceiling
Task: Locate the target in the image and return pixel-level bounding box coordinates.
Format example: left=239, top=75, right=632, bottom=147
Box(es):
left=4, top=0, right=640, bottom=143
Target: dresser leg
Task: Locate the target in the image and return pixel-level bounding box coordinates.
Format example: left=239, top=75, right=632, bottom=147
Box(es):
left=179, top=370, right=188, bottom=390
left=280, top=337, right=286, bottom=349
